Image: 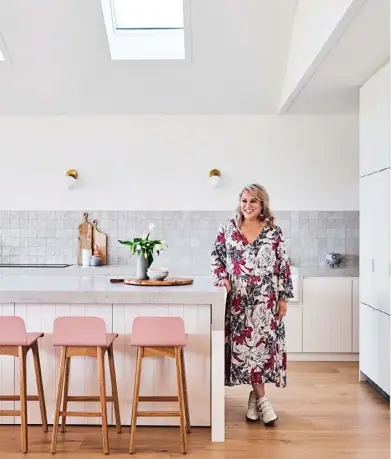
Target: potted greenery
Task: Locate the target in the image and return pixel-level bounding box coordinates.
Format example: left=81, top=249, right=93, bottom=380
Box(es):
left=118, top=223, right=167, bottom=279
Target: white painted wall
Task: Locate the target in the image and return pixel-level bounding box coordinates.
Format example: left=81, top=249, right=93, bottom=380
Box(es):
left=280, top=0, right=356, bottom=110
left=0, top=114, right=358, bottom=211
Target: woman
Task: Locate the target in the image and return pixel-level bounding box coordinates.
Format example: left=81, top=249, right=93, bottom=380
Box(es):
left=211, top=183, right=293, bottom=426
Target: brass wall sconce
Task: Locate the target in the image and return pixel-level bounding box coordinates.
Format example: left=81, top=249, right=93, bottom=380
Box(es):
left=65, top=169, right=78, bottom=190
left=209, top=169, right=221, bottom=187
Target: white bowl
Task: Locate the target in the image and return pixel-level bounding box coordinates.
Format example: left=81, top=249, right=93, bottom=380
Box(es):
left=147, top=268, right=169, bottom=281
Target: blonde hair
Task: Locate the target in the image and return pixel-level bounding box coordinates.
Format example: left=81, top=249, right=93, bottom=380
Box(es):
left=235, top=183, right=275, bottom=228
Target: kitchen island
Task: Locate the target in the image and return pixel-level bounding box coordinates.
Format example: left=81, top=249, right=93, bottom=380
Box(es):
left=0, top=274, right=226, bottom=442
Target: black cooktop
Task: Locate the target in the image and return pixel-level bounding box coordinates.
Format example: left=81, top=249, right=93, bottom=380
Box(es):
left=0, top=264, right=72, bottom=268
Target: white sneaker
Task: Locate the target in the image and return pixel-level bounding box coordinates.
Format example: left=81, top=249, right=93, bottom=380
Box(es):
left=246, top=391, right=260, bottom=422
left=257, top=395, right=278, bottom=426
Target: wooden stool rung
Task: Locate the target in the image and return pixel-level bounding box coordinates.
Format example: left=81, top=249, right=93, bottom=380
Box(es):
left=0, top=410, right=20, bottom=416
left=0, top=395, right=39, bottom=402
left=59, top=410, right=101, bottom=418
left=139, top=396, right=178, bottom=402
left=137, top=410, right=180, bottom=417
left=67, top=395, right=114, bottom=402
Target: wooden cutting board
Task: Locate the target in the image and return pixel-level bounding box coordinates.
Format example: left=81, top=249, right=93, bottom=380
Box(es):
left=92, top=219, right=107, bottom=265
left=77, top=212, right=93, bottom=265
left=123, top=277, right=193, bottom=286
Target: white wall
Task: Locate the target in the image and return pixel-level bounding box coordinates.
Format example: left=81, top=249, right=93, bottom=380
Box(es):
left=0, top=114, right=358, bottom=211
left=280, top=0, right=356, bottom=110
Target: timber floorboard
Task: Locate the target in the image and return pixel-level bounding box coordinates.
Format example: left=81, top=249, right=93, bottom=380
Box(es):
left=0, top=362, right=388, bottom=458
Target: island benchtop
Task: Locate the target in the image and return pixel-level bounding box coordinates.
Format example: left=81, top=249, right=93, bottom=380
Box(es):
left=0, top=275, right=227, bottom=331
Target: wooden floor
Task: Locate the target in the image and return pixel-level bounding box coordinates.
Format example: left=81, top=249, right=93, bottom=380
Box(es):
left=0, top=362, right=388, bottom=458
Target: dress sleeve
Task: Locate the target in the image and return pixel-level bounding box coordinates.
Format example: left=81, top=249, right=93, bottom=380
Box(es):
left=276, top=227, right=294, bottom=301
left=211, top=223, right=228, bottom=284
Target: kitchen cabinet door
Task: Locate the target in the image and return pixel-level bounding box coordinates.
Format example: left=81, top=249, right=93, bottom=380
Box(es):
left=302, top=278, right=352, bottom=353
left=284, top=305, right=302, bottom=353
left=359, top=62, right=390, bottom=176
left=359, top=174, right=375, bottom=308
left=372, top=169, right=390, bottom=315
left=376, top=310, right=390, bottom=395
left=359, top=303, right=378, bottom=383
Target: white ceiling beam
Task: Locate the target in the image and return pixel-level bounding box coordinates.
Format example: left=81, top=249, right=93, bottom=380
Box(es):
left=278, top=0, right=367, bottom=114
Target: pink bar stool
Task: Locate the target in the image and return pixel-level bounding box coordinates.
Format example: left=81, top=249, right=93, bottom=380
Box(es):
left=51, top=316, right=121, bottom=455
left=0, top=316, right=48, bottom=453
left=129, top=316, right=190, bottom=454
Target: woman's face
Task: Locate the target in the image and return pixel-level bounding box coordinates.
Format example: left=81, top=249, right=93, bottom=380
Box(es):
left=240, top=190, right=261, bottom=220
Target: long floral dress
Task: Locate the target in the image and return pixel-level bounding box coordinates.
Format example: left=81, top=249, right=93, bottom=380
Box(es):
left=211, top=218, right=293, bottom=388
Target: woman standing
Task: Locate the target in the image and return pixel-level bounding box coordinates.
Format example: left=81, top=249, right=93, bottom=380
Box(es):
left=211, top=183, right=293, bottom=426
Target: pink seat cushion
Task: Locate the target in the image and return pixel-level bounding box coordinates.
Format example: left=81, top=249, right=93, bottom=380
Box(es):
left=130, top=317, right=186, bottom=347
left=26, top=332, right=44, bottom=346
left=0, top=316, right=44, bottom=346
left=53, top=316, right=117, bottom=347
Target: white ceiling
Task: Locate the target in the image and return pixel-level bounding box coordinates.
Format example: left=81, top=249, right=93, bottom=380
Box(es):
left=0, top=0, right=388, bottom=115
left=285, top=0, right=390, bottom=113
left=0, top=0, right=297, bottom=115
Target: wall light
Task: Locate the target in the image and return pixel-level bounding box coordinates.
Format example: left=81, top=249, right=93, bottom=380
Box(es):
left=65, top=169, right=78, bottom=190
left=209, top=169, right=221, bottom=188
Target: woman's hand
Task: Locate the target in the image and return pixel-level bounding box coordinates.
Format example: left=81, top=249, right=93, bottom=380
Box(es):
left=276, top=300, right=287, bottom=320
left=217, top=278, right=231, bottom=293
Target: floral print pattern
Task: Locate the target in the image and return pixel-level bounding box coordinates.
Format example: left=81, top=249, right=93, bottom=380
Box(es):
left=211, top=218, right=293, bottom=387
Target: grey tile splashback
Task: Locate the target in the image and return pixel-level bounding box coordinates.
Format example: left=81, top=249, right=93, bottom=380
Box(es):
left=0, top=210, right=359, bottom=274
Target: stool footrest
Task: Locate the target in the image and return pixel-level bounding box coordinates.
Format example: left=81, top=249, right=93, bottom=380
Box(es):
left=0, top=395, right=39, bottom=402
left=139, top=396, right=178, bottom=402
left=60, top=410, right=101, bottom=417
left=0, top=410, right=20, bottom=416
left=137, top=411, right=180, bottom=417
left=67, top=395, right=114, bottom=402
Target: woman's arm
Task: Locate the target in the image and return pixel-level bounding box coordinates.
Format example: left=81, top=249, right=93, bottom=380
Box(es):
left=276, top=227, right=294, bottom=301
left=211, top=224, right=228, bottom=284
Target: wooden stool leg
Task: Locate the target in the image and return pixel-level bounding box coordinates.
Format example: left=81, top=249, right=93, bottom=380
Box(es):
left=180, top=347, right=191, bottom=433
left=129, top=346, right=143, bottom=454
left=107, top=343, right=121, bottom=434
left=60, top=356, right=71, bottom=433
left=18, top=346, right=28, bottom=454
left=175, top=347, right=187, bottom=454
left=32, top=341, right=48, bottom=433
left=51, top=347, right=67, bottom=454
left=97, top=347, right=109, bottom=455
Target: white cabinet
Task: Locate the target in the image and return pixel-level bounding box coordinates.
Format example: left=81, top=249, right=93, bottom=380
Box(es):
left=359, top=169, right=390, bottom=315
left=360, top=302, right=390, bottom=395
left=285, top=305, right=302, bottom=353
left=359, top=303, right=378, bottom=382
left=359, top=62, right=390, bottom=176
left=302, top=278, right=353, bottom=353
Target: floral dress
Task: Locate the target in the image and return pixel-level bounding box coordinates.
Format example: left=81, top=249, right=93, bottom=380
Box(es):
left=211, top=218, right=293, bottom=388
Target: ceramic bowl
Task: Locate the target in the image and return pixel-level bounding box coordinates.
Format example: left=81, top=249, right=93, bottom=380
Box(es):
left=147, top=268, right=169, bottom=281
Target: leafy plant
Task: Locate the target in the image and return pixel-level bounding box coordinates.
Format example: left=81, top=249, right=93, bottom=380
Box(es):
left=118, top=223, right=167, bottom=266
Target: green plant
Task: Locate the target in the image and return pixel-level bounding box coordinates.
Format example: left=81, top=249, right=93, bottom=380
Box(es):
left=118, top=223, right=167, bottom=266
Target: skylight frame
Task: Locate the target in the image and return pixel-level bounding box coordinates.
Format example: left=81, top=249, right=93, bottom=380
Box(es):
left=101, top=0, right=191, bottom=61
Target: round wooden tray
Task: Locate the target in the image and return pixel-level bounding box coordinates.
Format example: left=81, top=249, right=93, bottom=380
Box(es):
left=124, top=277, right=193, bottom=286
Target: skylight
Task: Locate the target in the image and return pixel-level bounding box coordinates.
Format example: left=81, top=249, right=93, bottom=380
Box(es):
left=100, top=0, right=188, bottom=60
left=113, top=0, right=184, bottom=30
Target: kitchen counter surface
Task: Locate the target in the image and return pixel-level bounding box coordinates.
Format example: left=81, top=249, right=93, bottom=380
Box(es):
left=0, top=264, right=358, bottom=277
left=0, top=274, right=226, bottom=331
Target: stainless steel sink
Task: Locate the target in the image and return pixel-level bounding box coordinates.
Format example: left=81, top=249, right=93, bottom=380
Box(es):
left=0, top=264, right=72, bottom=268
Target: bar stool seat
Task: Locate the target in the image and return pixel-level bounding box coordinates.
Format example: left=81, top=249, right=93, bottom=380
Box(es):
left=50, top=316, right=121, bottom=455
left=0, top=317, right=48, bottom=454
left=129, top=316, right=190, bottom=454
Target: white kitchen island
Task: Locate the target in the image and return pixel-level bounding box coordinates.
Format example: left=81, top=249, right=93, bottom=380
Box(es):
left=0, top=274, right=226, bottom=442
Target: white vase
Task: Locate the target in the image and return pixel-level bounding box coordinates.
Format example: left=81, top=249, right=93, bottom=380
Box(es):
left=136, top=255, right=149, bottom=280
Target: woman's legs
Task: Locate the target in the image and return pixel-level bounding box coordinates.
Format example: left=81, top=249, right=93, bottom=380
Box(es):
left=252, top=383, right=265, bottom=398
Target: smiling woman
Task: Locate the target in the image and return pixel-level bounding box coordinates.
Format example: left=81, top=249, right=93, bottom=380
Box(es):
left=211, top=183, right=294, bottom=427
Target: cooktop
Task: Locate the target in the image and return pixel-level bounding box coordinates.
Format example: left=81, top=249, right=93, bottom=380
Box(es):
left=0, top=264, right=72, bottom=268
